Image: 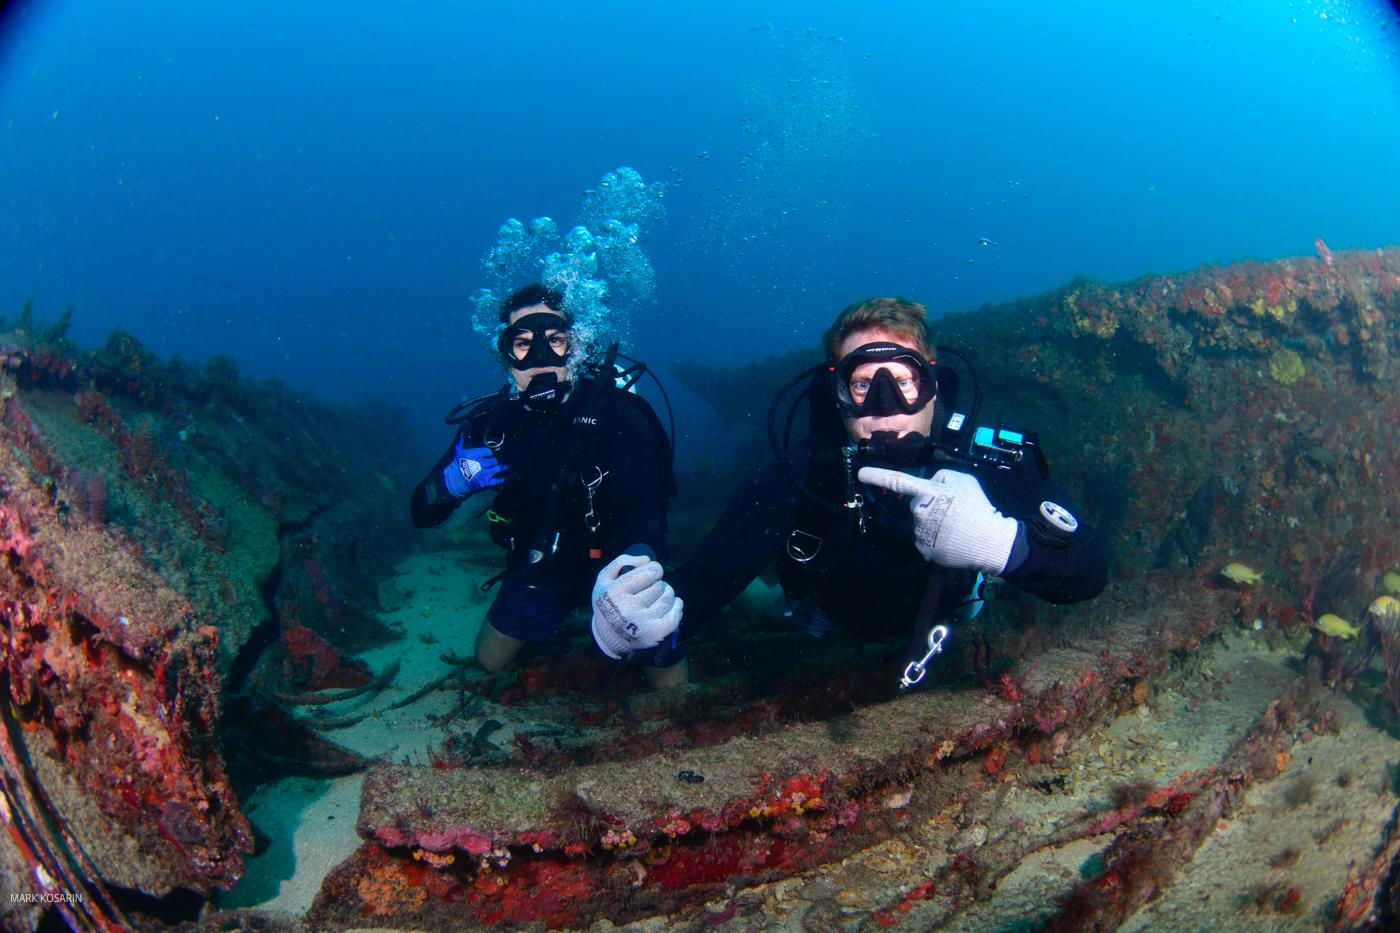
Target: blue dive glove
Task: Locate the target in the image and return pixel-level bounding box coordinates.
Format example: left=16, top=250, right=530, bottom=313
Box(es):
left=442, top=440, right=507, bottom=498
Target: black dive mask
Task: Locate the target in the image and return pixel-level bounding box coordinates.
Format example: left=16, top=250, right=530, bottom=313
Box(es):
left=497, top=311, right=574, bottom=372
left=520, top=371, right=571, bottom=413
left=832, top=342, right=936, bottom=418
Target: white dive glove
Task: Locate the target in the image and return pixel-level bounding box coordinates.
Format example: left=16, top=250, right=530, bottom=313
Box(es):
left=590, top=553, right=684, bottom=660
left=857, top=467, right=1020, bottom=575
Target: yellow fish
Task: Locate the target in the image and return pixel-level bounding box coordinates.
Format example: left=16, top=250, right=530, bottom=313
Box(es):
left=1315, top=614, right=1361, bottom=639
left=1385, top=571, right=1400, bottom=595
left=1221, top=563, right=1263, bottom=585
left=1369, top=595, right=1400, bottom=619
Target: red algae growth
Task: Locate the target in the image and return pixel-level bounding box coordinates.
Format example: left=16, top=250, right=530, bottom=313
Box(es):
left=0, top=310, right=418, bottom=930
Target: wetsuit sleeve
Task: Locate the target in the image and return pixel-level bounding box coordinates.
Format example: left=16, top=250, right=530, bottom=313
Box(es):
left=987, top=473, right=1107, bottom=604
left=599, top=395, right=668, bottom=558
left=1002, top=527, right=1108, bottom=604
left=669, top=461, right=799, bottom=626
left=409, top=432, right=466, bottom=529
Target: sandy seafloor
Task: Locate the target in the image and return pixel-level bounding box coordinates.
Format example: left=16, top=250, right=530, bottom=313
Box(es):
left=218, top=548, right=495, bottom=916
left=217, top=548, right=1400, bottom=931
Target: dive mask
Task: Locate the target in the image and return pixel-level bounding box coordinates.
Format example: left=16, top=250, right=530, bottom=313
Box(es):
left=498, top=311, right=574, bottom=371
left=832, top=342, right=936, bottom=418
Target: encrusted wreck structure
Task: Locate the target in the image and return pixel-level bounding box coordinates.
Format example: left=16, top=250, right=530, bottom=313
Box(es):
left=2, top=246, right=1399, bottom=931
left=0, top=317, right=416, bottom=930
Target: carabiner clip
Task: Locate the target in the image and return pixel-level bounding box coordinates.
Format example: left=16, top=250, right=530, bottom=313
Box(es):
left=582, top=467, right=608, bottom=535
left=899, top=624, right=949, bottom=690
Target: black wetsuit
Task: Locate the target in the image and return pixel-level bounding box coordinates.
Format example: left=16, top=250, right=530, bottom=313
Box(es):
left=669, top=435, right=1106, bottom=646
left=411, top=377, right=671, bottom=643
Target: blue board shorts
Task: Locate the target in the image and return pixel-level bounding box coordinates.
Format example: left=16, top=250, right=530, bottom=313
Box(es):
left=485, top=572, right=686, bottom=668
left=486, top=573, right=581, bottom=642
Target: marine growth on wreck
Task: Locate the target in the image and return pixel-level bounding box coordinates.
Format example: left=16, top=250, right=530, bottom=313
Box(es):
left=2, top=247, right=1400, bottom=931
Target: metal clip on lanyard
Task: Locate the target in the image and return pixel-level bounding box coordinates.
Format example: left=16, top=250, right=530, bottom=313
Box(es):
left=582, top=467, right=608, bottom=534
left=841, top=444, right=867, bottom=533
left=900, top=624, right=949, bottom=690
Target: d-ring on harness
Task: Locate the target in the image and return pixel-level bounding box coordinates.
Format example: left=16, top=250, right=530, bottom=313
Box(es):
left=900, top=624, right=949, bottom=689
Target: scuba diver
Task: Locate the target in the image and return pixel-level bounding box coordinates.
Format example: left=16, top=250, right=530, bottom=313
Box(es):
left=589, top=296, right=1106, bottom=688
left=411, top=284, right=683, bottom=687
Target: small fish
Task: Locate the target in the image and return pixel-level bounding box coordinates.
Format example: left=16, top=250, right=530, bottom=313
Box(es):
left=1368, top=595, right=1400, bottom=619
left=1315, top=613, right=1360, bottom=639
left=1220, top=563, right=1263, bottom=585
left=977, top=236, right=997, bottom=247
left=1384, top=570, right=1400, bottom=595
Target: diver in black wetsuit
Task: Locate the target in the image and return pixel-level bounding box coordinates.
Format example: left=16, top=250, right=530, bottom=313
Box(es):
left=411, top=284, right=682, bottom=687
left=587, top=296, right=1106, bottom=687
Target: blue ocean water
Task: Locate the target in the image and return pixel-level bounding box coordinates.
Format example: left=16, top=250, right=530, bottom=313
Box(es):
left=1, top=0, right=1397, bottom=449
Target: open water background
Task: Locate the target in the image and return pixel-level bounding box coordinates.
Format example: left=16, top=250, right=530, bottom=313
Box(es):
left=0, top=0, right=1397, bottom=451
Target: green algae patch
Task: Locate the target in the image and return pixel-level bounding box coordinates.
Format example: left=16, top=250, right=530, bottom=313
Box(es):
left=1267, top=348, right=1305, bottom=385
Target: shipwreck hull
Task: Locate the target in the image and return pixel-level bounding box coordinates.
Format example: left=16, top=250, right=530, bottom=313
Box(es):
left=308, top=580, right=1206, bottom=928
left=0, top=328, right=416, bottom=930
left=304, top=586, right=1370, bottom=931
left=305, top=248, right=1400, bottom=930
left=2, top=246, right=1399, bottom=930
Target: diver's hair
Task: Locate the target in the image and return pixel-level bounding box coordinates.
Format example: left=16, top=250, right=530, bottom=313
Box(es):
left=823, top=297, right=934, bottom=361
left=500, top=283, right=568, bottom=323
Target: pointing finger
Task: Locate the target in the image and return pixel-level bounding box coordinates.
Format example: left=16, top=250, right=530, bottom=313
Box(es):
left=857, top=466, right=935, bottom=498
